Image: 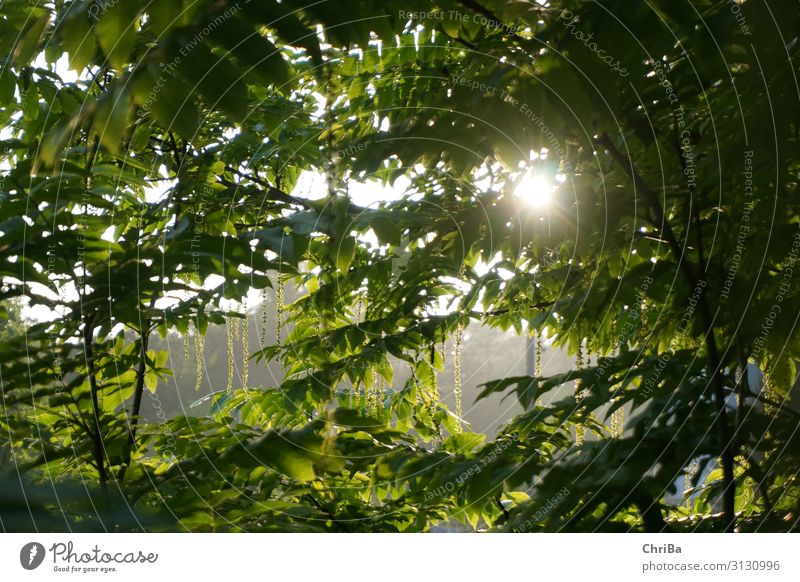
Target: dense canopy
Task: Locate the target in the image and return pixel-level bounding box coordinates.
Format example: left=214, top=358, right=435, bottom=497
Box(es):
left=1, top=0, right=799, bottom=532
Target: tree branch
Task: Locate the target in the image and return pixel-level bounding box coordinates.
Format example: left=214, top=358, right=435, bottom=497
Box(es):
left=304, top=493, right=351, bottom=532
left=220, top=168, right=310, bottom=209
left=596, top=132, right=736, bottom=532
left=457, top=0, right=524, bottom=41
left=117, top=328, right=149, bottom=482
left=82, top=315, right=107, bottom=491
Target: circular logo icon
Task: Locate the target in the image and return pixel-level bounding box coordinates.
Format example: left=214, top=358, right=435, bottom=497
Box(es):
left=20, top=542, right=46, bottom=570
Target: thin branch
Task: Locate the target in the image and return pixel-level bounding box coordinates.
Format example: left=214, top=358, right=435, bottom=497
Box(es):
left=596, top=132, right=736, bottom=532
left=219, top=169, right=310, bottom=209
left=117, top=329, right=149, bottom=482
left=495, top=496, right=510, bottom=521
left=595, top=133, right=698, bottom=285
left=457, top=0, right=525, bottom=41
left=477, top=300, right=556, bottom=318
left=304, top=493, right=351, bottom=532
left=82, top=315, right=107, bottom=491
left=167, top=131, right=183, bottom=171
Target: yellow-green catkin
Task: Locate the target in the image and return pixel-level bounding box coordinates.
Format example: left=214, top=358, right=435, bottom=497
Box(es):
left=684, top=458, right=698, bottom=508
left=763, top=355, right=776, bottom=415
left=376, top=375, right=387, bottom=417
left=611, top=407, right=625, bottom=438
left=735, top=364, right=745, bottom=415
left=194, top=331, right=204, bottom=391
left=276, top=273, right=285, bottom=343
left=363, top=375, right=375, bottom=414
left=530, top=327, right=543, bottom=407
left=611, top=371, right=625, bottom=438
left=183, top=330, right=190, bottom=361
left=260, top=289, right=269, bottom=346
left=226, top=316, right=234, bottom=392
left=535, top=328, right=543, bottom=377
left=609, top=317, right=624, bottom=437
left=453, top=322, right=464, bottom=432
left=241, top=298, right=249, bottom=390
left=355, top=296, right=364, bottom=324
left=575, top=334, right=586, bottom=445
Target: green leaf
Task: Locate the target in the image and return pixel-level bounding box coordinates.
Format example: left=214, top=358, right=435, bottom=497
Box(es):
left=476, top=375, right=532, bottom=402
left=12, top=14, right=49, bottom=68
left=242, top=431, right=320, bottom=481
left=144, top=372, right=158, bottom=393
left=442, top=431, right=486, bottom=454
left=96, top=4, right=139, bottom=71
left=208, top=16, right=290, bottom=88
left=0, top=70, right=17, bottom=105
left=371, top=217, right=402, bottom=246
left=335, top=236, right=356, bottom=273
left=134, top=67, right=200, bottom=137
left=239, top=1, right=322, bottom=67
left=60, top=9, right=97, bottom=72
left=174, top=43, right=248, bottom=121
left=146, top=0, right=188, bottom=36
left=22, top=85, right=39, bottom=121
left=92, top=89, right=131, bottom=154
left=129, top=123, right=150, bottom=150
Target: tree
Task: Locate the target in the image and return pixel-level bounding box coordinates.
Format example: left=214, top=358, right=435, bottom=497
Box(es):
left=1, top=0, right=798, bottom=532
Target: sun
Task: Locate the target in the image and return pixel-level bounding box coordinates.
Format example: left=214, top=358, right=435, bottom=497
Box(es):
left=513, top=172, right=554, bottom=207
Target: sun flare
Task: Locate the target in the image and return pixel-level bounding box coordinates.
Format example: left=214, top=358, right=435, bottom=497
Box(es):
left=513, top=172, right=553, bottom=207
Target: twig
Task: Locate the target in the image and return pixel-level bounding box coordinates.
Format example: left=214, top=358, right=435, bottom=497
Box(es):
left=596, top=132, right=736, bottom=532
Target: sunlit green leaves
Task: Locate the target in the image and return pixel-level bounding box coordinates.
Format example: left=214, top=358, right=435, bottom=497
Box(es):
left=1, top=0, right=799, bottom=534
left=60, top=4, right=97, bottom=72
left=95, top=3, right=140, bottom=71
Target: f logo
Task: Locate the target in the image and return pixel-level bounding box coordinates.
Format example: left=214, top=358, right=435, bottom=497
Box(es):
left=20, top=542, right=46, bottom=570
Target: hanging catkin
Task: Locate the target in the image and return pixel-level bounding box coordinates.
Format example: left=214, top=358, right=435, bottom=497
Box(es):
left=684, top=458, right=698, bottom=508
left=762, top=354, right=776, bottom=415
left=183, top=330, right=190, bottom=361
left=377, top=375, right=387, bottom=417
left=194, top=330, right=204, bottom=391
left=535, top=328, right=543, bottom=377
left=260, top=289, right=269, bottom=346
left=611, top=348, right=625, bottom=438
left=226, top=316, right=234, bottom=392
left=276, top=273, right=285, bottom=343
left=530, top=327, right=543, bottom=408
left=453, top=322, right=463, bottom=432
left=609, top=316, right=624, bottom=438
left=355, top=296, right=364, bottom=323
left=233, top=313, right=241, bottom=342
left=735, top=364, right=746, bottom=411
left=365, top=381, right=374, bottom=414
left=611, top=403, right=625, bottom=438
left=575, top=332, right=586, bottom=445
left=241, top=298, right=249, bottom=389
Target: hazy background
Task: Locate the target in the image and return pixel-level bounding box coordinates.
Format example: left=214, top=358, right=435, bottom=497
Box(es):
left=144, top=284, right=574, bottom=436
